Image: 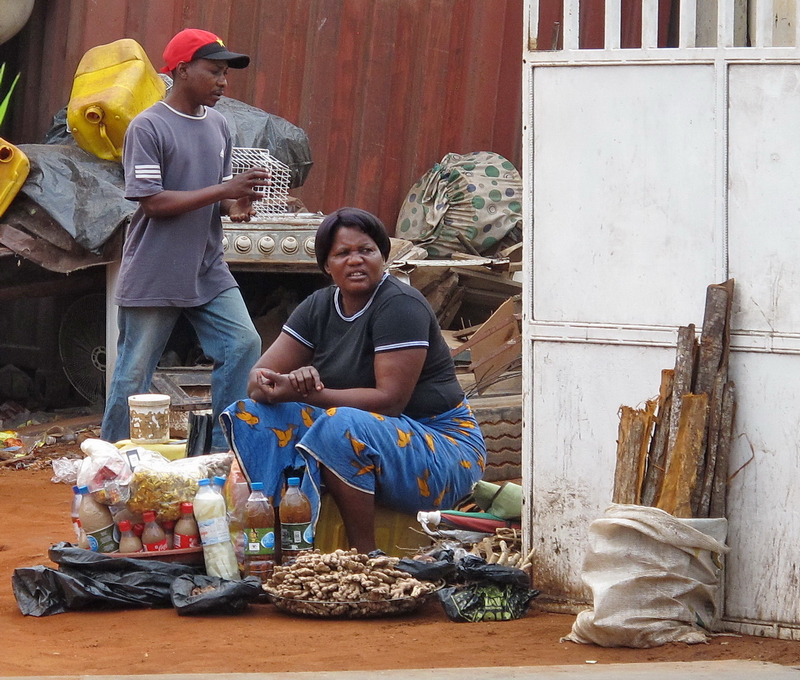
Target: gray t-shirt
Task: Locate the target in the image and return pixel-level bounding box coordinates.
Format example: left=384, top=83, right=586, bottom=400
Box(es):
left=116, top=101, right=237, bottom=307
left=282, top=274, right=464, bottom=419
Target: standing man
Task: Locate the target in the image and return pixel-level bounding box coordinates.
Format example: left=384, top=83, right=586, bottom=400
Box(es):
left=101, top=29, right=266, bottom=451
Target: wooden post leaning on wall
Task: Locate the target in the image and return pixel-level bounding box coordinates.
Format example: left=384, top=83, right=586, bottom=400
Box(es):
left=613, top=400, right=657, bottom=504
left=690, top=279, right=735, bottom=516
left=640, top=369, right=674, bottom=507
left=656, top=393, right=709, bottom=518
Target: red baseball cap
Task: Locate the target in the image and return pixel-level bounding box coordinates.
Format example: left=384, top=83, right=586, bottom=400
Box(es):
left=161, top=28, right=250, bottom=73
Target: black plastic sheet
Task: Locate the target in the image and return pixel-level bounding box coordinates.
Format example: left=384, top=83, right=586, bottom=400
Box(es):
left=12, top=542, right=200, bottom=617
left=19, top=143, right=134, bottom=253
left=170, top=574, right=264, bottom=616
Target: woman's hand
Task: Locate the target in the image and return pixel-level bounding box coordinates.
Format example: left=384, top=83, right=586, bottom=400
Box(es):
left=249, top=366, right=321, bottom=404
left=287, top=365, right=324, bottom=398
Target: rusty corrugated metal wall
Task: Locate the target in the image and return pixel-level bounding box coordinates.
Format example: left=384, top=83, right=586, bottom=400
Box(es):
left=2, top=0, right=522, bottom=233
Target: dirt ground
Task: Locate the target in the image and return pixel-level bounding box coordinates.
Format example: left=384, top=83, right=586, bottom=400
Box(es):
left=2, top=426, right=800, bottom=676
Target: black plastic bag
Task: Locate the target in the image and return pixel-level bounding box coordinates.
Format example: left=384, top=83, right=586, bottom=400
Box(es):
left=170, top=574, right=264, bottom=616
left=12, top=542, right=199, bottom=617
left=434, top=554, right=539, bottom=623
left=439, top=582, right=539, bottom=623
left=456, top=553, right=532, bottom=588
left=396, top=556, right=458, bottom=582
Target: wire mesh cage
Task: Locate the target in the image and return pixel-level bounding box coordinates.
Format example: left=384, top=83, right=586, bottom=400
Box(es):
left=230, top=147, right=291, bottom=217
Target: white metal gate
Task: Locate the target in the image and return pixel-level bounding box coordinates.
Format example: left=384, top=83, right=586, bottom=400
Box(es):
left=523, top=0, right=800, bottom=637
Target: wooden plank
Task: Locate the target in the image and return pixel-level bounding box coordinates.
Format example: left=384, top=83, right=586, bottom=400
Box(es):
left=613, top=405, right=648, bottom=504
left=450, top=295, right=520, bottom=356
left=466, top=296, right=522, bottom=386
left=667, top=324, right=697, bottom=461
left=421, top=270, right=459, bottom=317
left=0, top=224, right=116, bottom=274
left=471, top=337, right=522, bottom=390
left=696, top=368, right=727, bottom=517
left=438, top=285, right=466, bottom=329
left=710, top=380, right=736, bottom=518
left=641, top=368, right=674, bottom=506
left=691, top=279, right=734, bottom=515
left=656, top=393, right=709, bottom=518
left=635, top=399, right=658, bottom=504
left=456, top=268, right=523, bottom=295
left=694, top=282, right=731, bottom=396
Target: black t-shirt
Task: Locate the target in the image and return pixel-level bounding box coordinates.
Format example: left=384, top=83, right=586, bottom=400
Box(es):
left=283, top=274, right=464, bottom=419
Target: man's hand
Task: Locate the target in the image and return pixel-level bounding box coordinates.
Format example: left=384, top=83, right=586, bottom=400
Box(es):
left=228, top=197, right=256, bottom=222
left=225, top=166, right=271, bottom=201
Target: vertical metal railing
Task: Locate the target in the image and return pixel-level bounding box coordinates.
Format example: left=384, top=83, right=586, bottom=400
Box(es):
left=642, top=0, right=660, bottom=47
left=678, top=0, right=698, bottom=47
left=529, top=0, right=798, bottom=51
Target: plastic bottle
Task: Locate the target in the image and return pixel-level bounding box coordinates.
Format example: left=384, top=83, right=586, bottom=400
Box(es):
left=243, top=481, right=276, bottom=583
left=280, top=477, right=313, bottom=565
left=194, top=478, right=240, bottom=579
left=77, top=485, right=119, bottom=553
left=118, top=519, right=143, bottom=553
left=173, top=502, right=200, bottom=549
left=70, top=485, right=82, bottom=542
left=141, top=510, right=168, bottom=552
left=224, top=463, right=250, bottom=573
left=162, top=520, right=175, bottom=549
left=76, top=518, right=91, bottom=550
left=212, top=475, right=227, bottom=496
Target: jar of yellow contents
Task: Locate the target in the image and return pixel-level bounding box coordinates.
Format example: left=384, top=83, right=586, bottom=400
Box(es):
left=128, top=394, right=171, bottom=445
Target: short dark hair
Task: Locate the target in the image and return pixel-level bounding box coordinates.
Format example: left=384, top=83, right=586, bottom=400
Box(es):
left=315, top=207, right=391, bottom=272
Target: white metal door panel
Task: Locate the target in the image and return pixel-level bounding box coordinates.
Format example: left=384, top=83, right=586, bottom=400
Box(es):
left=723, top=351, right=800, bottom=634
left=530, top=340, right=675, bottom=601
left=728, top=64, right=800, bottom=335
left=532, top=64, right=720, bottom=326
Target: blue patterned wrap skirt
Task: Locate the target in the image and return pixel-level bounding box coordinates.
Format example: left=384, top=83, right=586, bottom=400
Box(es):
left=219, top=399, right=486, bottom=527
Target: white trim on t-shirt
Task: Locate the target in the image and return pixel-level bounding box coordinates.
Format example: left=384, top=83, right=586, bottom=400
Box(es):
left=157, top=100, right=209, bottom=120
left=334, top=272, right=389, bottom=322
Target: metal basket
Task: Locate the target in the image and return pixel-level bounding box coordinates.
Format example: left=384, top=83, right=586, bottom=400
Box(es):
left=230, top=147, right=291, bottom=217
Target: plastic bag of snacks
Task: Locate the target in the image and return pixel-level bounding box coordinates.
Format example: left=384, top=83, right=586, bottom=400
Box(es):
left=77, top=439, right=133, bottom=505
left=126, top=450, right=233, bottom=521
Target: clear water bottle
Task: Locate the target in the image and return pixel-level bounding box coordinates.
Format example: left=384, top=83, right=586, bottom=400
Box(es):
left=194, top=478, right=239, bottom=580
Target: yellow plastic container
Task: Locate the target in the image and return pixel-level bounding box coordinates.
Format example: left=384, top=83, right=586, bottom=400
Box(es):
left=67, top=38, right=165, bottom=162
left=0, top=139, right=29, bottom=218
left=314, top=494, right=431, bottom=557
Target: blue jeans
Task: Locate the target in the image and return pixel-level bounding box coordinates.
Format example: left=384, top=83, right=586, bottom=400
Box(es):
left=101, top=287, right=262, bottom=451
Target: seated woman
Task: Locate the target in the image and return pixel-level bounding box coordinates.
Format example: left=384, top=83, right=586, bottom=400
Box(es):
left=220, top=207, right=486, bottom=553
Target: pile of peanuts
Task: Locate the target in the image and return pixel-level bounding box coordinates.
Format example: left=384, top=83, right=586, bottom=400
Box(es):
left=265, top=549, right=438, bottom=616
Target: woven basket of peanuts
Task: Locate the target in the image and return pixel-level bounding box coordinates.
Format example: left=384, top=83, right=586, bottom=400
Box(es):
left=264, top=549, right=441, bottom=618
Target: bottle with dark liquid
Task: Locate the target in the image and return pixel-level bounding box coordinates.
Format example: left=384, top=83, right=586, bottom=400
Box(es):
left=280, top=477, right=313, bottom=565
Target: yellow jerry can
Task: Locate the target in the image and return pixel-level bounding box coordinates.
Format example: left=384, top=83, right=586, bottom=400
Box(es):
left=67, top=38, right=165, bottom=162
left=0, top=139, right=29, bottom=218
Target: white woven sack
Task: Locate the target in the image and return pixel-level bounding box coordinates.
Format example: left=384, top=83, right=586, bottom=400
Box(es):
left=565, top=503, right=729, bottom=648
